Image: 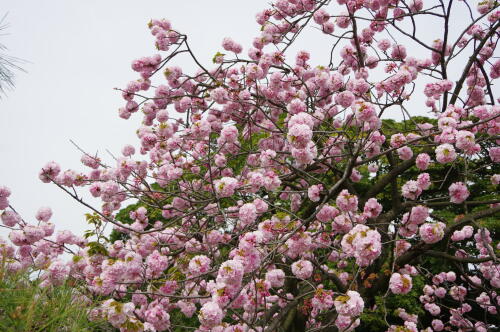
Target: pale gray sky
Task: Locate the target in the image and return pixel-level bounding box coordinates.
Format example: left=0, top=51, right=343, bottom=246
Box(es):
left=0, top=1, right=476, bottom=237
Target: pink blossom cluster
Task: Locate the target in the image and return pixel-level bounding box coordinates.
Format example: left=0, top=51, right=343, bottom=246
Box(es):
left=399, top=205, right=429, bottom=237
left=419, top=222, right=446, bottom=244
left=341, top=224, right=382, bottom=267
left=148, top=19, right=179, bottom=51
left=448, top=182, right=470, bottom=204
left=389, top=273, right=413, bottom=294
left=0, top=187, right=82, bottom=287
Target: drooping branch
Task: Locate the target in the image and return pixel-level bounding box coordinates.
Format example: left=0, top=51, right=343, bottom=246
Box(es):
left=449, top=21, right=500, bottom=105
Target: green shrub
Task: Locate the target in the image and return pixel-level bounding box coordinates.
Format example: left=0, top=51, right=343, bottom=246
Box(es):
left=0, top=267, right=112, bottom=332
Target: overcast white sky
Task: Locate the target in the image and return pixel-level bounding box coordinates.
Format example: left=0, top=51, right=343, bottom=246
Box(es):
left=0, top=1, right=476, bottom=237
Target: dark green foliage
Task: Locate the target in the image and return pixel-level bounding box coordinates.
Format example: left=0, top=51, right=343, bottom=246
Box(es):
left=169, top=309, right=200, bottom=331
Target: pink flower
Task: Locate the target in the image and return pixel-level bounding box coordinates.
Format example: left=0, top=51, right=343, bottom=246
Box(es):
left=402, top=180, right=422, bottom=200
left=1, top=210, right=21, bottom=227
left=335, top=315, right=360, bottom=331
left=434, top=287, right=446, bottom=298
left=291, top=259, right=313, bottom=279
left=217, top=259, right=244, bottom=285
left=446, top=271, right=456, bottom=282
left=316, top=205, right=339, bottom=222
left=214, top=154, right=227, bottom=167
left=455, top=130, right=475, bottom=151
left=198, top=301, right=223, bottom=328
left=177, top=301, right=196, bottom=318
left=288, top=112, right=314, bottom=129
left=265, top=269, right=285, bottom=287
left=451, top=230, right=465, bottom=241
left=335, top=91, right=355, bottom=108
left=336, top=190, right=358, bottom=212
left=333, top=214, right=353, bottom=234
left=423, top=285, right=434, bottom=296
left=121, top=144, right=135, bottom=156
left=144, top=305, right=171, bottom=331
left=432, top=319, right=444, bottom=331
left=89, top=182, right=103, bottom=197
left=81, top=154, right=100, bottom=169
left=253, top=198, right=268, bottom=213
left=239, top=203, right=257, bottom=227
left=291, top=142, right=317, bottom=165
left=287, top=124, right=313, bottom=149
left=40, top=221, right=55, bottom=236
left=389, top=273, right=413, bottom=294
left=0, top=199, right=8, bottom=210
left=9, top=230, right=27, bottom=246
left=131, top=54, right=161, bottom=78
left=211, top=87, right=229, bottom=104
left=449, top=285, right=467, bottom=301
left=448, top=182, right=470, bottom=204
left=350, top=169, right=362, bottom=182
left=334, top=290, right=364, bottom=316
left=349, top=79, right=369, bottom=97
left=435, top=144, right=457, bottom=163
left=363, top=198, right=382, bottom=219
left=38, top=161, right=61, bottom=183
left=424, top=303, right=441, bottom=316
left=424, top=80, right=453, bottom=97
left=313, top=8, right=330, bottom=24
left=219, top=125, right=239, bottom=145
left=416, top=173, right=431, bottom=190
left=214, top=177, right=238, bottom=198
left=397, top=146, right=413, bottom=160
left=489, top=147, right=500, bottom=162
left=101, top=300, right=133, bottom=328
left=419, top=222, right=445, bottom=244
left=44, top=260, right=70, bottom=286
left=23, top=225, right=45, bottom=243
left=391, top=44, right=407, bottom=59
left=409, top=0, right=423, bottom=12
left=408, top=205, right=429, bottom=224
left=312, top=285, right=334, bottom=311
left=287, top=98, right=307, bottom=114
left=130, top=207, right=147, bottom=223
left=0, top=186, right=11, bottom=200
left=188, top=255, right=212, bottom=276
left=395, top=240, right=411, bottom=257
left=377, top=39, right=391, bottom=51
left=390, top=134, right=407, bottom=148
left=118, top=107, right=131, bottom=119
left=222, top=37, right=242, bottom=54
left=438, top=116, right=457, bottom=130
left=308, top=184, right=323, bottom=202
left=416, top=153, right=431, bottom=170
left=35, top=207, right=52, bottom=222
left=341, top=225, right=382, bottom=267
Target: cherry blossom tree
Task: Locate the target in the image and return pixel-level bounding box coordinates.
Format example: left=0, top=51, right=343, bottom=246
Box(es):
left=1, top=0, right=500, bottom=331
